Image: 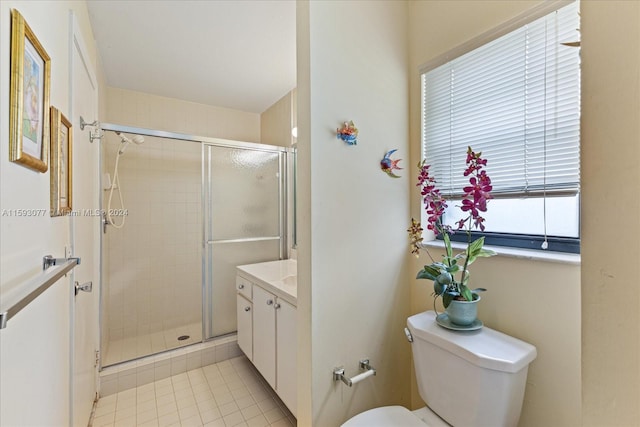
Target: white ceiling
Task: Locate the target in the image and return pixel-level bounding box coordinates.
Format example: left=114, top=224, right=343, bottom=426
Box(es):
left=86, top=0, right=296, bottom=114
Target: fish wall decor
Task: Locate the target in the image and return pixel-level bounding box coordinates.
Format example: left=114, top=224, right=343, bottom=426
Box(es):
left=336, top=121, right=358, bottom=145
left=380, top=149, right=402, bottom=178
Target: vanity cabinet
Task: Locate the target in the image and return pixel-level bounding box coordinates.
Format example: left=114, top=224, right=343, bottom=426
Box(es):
left=236, top=269, right=297, bottom=417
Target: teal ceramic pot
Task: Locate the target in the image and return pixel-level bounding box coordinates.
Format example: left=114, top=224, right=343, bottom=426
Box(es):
left=446, top=295, right=481, bottom=326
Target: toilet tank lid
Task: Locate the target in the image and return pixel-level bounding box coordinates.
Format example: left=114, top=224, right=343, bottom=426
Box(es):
left=407, top=311, right=537, bottom=373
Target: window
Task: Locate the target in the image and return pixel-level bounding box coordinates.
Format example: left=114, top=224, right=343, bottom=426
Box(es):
left=420, top=1, right=581, bottom=253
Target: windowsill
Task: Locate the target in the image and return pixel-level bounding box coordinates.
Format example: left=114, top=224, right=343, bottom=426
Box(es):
left=422, top=240, right=581, bottom=266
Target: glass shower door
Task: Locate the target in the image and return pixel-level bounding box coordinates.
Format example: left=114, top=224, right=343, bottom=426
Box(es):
left=203, top=143, right=286, bottom=339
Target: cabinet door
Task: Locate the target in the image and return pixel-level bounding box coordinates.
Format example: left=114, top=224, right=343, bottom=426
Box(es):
left=252, top=286, right=276, bottom=388
left=276, top=299, right=297, bottom=417
left=236, top=294, right=253, bottom=360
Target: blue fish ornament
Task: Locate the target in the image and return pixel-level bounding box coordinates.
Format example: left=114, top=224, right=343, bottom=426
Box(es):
left=380, top=149, right=403, bottom=178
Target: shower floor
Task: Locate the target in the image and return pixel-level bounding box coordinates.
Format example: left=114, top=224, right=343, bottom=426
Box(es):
left=104, top=322, right=203, bottom=367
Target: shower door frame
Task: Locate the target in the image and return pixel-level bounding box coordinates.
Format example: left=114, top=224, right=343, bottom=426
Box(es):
left=98, top=122, right=289, bottom=369
left=202, top=141, right=288, bottom=341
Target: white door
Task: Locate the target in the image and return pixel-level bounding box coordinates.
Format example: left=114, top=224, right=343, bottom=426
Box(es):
left=70, top=14, right=100, bottom=426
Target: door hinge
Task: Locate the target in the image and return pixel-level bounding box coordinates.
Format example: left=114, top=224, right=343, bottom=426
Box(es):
left=95, top=350, right=100, bottom=367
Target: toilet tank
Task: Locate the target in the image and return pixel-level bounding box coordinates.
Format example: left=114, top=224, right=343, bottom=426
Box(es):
left=407, top=311, right=537, bottom=427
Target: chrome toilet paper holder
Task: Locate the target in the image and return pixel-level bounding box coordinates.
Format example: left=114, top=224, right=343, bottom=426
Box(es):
left=333, top=359, right=376, bottom=387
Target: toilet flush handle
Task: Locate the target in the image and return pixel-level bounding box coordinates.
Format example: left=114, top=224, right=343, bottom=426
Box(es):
left=404, top=327, right=413, bottom=343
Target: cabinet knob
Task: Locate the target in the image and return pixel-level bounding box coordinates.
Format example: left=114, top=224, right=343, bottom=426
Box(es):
left=266, top=299, right=273, bottom=305
left=244, top=306, right=251, bottom=312
left=274, top=303, right=281, bottom=309
left=238, top=284, right=245, bottom=289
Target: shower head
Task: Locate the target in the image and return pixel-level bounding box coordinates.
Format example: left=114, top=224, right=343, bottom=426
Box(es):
left=118, top=132, right=144, bottom=145
left=117, top=132, right=144, bottom=154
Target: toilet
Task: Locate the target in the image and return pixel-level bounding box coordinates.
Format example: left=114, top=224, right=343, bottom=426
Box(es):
left=342, top=311, right=537, bottom=427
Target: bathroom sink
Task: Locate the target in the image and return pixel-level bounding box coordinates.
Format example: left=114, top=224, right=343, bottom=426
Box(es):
left=237, top=259, right=298, bottom=303
left=282, top=275, right=297, bottom=286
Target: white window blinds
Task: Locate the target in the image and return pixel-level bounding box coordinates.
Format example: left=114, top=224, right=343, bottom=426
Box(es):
left=421, top=1, right=580, bottom=197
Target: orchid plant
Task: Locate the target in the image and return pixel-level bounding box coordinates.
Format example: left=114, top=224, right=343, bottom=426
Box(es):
left=408, top=147, right=496, bottom=309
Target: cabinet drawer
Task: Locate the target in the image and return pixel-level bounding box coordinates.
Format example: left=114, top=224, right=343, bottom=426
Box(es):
left=236, top=276, right=252, bottom=300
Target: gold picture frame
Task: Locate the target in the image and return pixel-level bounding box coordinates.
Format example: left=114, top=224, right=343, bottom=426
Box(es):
left=9, top=9, right=51, bottom=173
left=50, top=107, right=72, bottom=216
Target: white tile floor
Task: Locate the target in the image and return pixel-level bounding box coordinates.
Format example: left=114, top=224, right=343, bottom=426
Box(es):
left=104, top=322, right=203, bottom=367
left=91, top=356, right=296, bottom=427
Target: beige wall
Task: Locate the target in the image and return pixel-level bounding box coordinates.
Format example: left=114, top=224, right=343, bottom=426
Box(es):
left=296, top=2, right=312, bottom=423
left=408, top=2, right=582, bottom=427
left=581, top=1, right=640, bottom=425
left=261, top=89, right=296, bottom=147
left=106, top=87, right=261, bottom=143
left=0, top=1, right=99, bottom=425
left=297, top=1, right=411, bottom=425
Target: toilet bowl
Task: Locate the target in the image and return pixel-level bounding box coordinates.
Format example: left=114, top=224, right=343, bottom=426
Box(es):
left=342, top=311, right=537, bottom=427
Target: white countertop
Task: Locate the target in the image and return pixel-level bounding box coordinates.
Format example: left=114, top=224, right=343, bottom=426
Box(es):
left=237, top=259, right=297, bottom=306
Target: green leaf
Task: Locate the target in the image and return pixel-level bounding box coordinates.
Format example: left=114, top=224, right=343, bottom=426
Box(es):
left=443, top=292, right=454, bottom=308
left=417, top=265, right=441, bottom=280
left=466, top=247, right=496, bottom=266
left=462, top=270, right=470, bottom=285
left=460, top=284, right=473, bottom=302
left=433, top=280, right=446, bottom=296
left=476, top=248, right=497, bottom=258
left=433, top=262, right=449, bottom=270
left=436, top=272, right=453, bottom=285
left=467, top=237, right=485, bottom=257
left=443, top=233, right=453, bottom=259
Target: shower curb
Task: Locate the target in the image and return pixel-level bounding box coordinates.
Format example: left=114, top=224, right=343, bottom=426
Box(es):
left=98, top=334, right=241, bottom=396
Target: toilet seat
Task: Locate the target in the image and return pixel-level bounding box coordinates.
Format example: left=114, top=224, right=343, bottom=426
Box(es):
left=342, top=405, right=449, bottom=427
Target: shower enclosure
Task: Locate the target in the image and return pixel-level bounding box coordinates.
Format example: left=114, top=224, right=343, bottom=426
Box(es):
left=100, top=127, right=287, bottom=367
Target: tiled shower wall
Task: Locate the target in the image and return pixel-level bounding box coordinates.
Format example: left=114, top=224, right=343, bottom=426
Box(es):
left=102, top=132, right=202, bottom=365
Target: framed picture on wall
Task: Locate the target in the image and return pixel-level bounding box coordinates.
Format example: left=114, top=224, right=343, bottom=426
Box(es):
left=50, top=107, right=72, bottom=217
left=9, top=9, right=51, bottom=173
